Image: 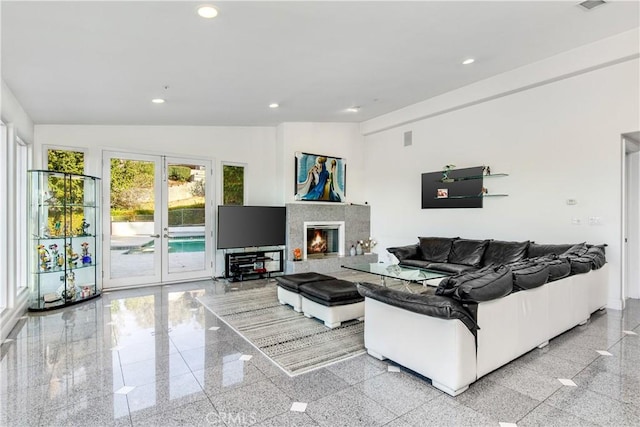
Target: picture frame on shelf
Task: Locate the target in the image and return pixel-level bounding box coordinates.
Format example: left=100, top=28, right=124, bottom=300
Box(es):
left=437, top=188, right=449, bottom=198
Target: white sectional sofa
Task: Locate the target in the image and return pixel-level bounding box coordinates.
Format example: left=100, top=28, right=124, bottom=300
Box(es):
left=358, top=239, right=609, bottom=396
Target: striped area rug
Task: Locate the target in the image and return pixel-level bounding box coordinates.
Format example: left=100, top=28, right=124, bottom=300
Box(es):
left=197, top=284, right=365, bottom=376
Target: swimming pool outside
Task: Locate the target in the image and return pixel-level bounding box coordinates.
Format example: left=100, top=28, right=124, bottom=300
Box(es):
left=124, top=237, right=205, bottom=254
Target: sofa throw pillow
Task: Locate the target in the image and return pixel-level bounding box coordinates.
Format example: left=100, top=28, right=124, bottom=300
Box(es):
left=447, top=239, right=490, bottom=267
left=386, top=245, right=419, bottom=262
left=436, top=265, right=513, bottom=303
left=582, top=245, right=606, bottom=269
left=418, top=237, right=457, bottom=263
left=511, top=262, right=549, bottom=290
left=482, top=240, right=530, bottom=266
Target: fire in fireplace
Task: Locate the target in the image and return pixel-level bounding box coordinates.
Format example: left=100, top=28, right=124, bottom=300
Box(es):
left=306, top=227, right=339, bottom=258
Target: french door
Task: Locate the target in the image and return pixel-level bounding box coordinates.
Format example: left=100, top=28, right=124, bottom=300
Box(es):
left=103, top=151, right=213, bottom=289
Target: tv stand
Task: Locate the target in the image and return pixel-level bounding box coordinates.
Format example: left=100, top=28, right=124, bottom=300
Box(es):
left=225, top=249, right=284, bottom=281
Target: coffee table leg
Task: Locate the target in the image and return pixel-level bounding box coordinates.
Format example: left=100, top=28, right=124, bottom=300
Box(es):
left=402, top=281, right=415, bottom=293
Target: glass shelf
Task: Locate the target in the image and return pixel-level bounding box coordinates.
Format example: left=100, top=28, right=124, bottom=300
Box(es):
left=34, top=203, right=97, bottom=208
left=33, top=290, right=100, bottom=311
left=33, top=263, right=96, bottom=275
left=32, top=234, right=97, bottom=241
left=437, top=173, right=508, bottom=183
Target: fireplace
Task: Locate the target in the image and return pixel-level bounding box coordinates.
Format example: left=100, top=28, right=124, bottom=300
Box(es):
left=303, top=221, right=345, bottom=259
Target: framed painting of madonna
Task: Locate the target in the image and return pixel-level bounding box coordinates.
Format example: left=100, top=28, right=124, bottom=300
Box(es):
left=294, top=152, right=346, bottom=202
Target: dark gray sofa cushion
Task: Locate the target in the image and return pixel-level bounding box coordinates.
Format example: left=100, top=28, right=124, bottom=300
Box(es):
left=482, top=240, right=529, bottom=266
left=448, top=239, right=490, bottom=267
left=426, top=262, right=477, bottom=274
left=418, top=237, right=457, bottom=263
left=527, top=243, right=574, bottom=258
left=561, top=242, right=589, bottom=257
left=568, top=257, right=593, bottom=275
left=510, top=262, right=549, bottom=290
left=356, top=282, right=478, bottom=333
left=534, top=256, right=571, bottom=282
left=399, top=259, right=431, bottom=269
left=528, top=242, right=587, bottom=258
left=435, top=265, right=513, bottom=303
left=386, top=244, right=419, bottom=262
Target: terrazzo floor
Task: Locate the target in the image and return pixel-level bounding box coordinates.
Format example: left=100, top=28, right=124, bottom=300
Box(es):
left=2, top=270, right=640, bottom=427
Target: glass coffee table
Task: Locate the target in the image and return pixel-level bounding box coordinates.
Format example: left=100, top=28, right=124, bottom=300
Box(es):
left=342, top=262, right=451, bottom=289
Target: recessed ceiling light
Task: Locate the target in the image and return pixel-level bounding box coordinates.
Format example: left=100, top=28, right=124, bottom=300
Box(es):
left=462, top=58, right=475, bottom=65
left=197, top=5, right=218, bottom=19
left=269, top=103, right=279, bottom=109
left=151, top=98, right=165, bottom=104
left=346, top=106, right=360, bottom=113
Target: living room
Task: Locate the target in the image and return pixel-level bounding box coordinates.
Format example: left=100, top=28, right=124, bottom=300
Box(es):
left=2, top=1, right=640, bottom=426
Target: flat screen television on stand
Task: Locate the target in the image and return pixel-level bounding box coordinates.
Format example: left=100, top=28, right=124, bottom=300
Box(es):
left=217, top=205, right=286, bottom=250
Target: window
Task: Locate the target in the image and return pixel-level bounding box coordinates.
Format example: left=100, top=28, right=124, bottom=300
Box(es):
left=47, top=147, right=85, bottom=174
left=0, top=122, right=6, bottom=310
left=222, top=163, right=245, bottom=205
left=15, top=136, right=30, bottom=293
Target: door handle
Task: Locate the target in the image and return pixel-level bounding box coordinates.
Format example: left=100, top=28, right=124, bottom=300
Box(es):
left=150, top=234, right=160, bottom=238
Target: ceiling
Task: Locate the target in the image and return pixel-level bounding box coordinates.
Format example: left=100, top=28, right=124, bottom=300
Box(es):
left=2, top=1, right=639, bottom=127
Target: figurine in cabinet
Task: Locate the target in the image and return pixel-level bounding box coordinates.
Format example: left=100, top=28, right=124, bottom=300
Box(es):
left=81, top=242, right=92, bottom=265
left=65, top=243, right=79, bottom=268
left=37, top=244, right=51, bottom=271
left=58, top=271, right=77, bottom=300
left=49, top=244, right=61, bottom=270
left=77, top=218, right=90, bottom=236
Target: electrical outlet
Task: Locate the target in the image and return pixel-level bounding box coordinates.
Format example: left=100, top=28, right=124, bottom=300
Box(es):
left=571, top=218, right=581, bottom=225
left=589, top=217, right=602, bottom=225
left=566, top=199, right=577, bottom=205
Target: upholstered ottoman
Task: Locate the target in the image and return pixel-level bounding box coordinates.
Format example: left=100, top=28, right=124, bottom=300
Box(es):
left=299, top=279, right=365, bottom=328
left=275, top=272, right=335, bottom=312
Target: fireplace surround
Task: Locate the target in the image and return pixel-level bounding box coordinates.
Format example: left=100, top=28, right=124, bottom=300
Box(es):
left=286, top=203, right=377, bottom=274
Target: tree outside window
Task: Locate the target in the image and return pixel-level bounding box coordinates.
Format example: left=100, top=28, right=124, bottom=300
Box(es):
left=223, top=164, right=244, bottom=205
left=47, top=149, right=85, bottom=174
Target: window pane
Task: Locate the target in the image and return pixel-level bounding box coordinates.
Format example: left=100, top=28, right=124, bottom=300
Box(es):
left=16, top=143, right=29, bottom=291
left=222, top=165, right=244, bottom=205
left=0, top=124, right=6, bottom=309
left=47, top=149, right=84, bottom=174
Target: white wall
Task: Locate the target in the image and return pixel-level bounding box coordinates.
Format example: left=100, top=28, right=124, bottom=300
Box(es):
left=33, top=125, right=279, bottom=205
left=1, top=79, right=34, bottom=143
left=1, top=79, right=35, bottom=340
left=276, top=122, right=366, bottom=205
left=363, top=58, right=639, bottom=310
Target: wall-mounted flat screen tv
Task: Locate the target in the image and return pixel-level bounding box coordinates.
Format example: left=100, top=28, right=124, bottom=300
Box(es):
left=217, top=205, right=286, bottom=249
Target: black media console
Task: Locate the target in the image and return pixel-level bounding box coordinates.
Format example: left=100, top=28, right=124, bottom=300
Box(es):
left=224, top=249, right=284, bottom=281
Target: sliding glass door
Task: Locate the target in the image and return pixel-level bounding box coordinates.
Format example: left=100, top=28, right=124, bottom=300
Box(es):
left=103, top=152, right=212, bottom=289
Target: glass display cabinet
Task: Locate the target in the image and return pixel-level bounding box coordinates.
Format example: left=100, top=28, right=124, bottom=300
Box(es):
left=28, top=170, right=101, bottom=311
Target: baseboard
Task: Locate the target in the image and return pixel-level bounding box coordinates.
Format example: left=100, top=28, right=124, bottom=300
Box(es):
left=607, top=298, right=623, bottom=311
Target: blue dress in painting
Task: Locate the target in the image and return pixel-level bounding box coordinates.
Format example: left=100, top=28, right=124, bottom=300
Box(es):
left=302, top=160, right=330, bottom=200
